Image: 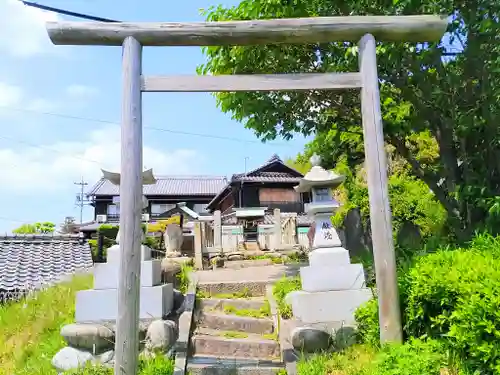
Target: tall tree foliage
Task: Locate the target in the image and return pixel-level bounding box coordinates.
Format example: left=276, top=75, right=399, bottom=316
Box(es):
left=12, top=222, right=55, bottom=234
left=199, top=0, right=500, bottom=238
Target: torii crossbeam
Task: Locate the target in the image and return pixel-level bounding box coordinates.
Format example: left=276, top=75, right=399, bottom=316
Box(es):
left=45, top=14, right=447, bottom=375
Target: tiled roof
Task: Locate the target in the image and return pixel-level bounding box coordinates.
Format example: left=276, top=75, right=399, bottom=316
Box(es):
left=207, top=154, right=304, bottom=210
left=0, top=235, right=93, bottom=292
left=87, top=175, right=228, bottom=197
left=232, top=171, right=301, bottom=183
left=221, top=213, right=312, bottom=226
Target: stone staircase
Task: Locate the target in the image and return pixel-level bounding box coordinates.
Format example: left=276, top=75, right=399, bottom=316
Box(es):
left=237, top=241, right=261, bottom=253
left=187, top=284, right=285, bottom=375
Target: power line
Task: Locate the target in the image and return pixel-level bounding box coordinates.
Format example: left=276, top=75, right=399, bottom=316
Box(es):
left=0, top=105, right=293, bottom=147
left=20, top=1, right=120, bottom=22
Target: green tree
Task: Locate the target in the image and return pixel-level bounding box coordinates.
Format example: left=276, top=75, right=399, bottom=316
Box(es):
left=13, top=222, right=55, bottom=234
left=199, top=0, right=500, bottom=239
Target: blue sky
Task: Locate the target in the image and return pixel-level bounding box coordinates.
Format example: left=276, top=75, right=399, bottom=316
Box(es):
left=0, top=0, right=310, bottom=232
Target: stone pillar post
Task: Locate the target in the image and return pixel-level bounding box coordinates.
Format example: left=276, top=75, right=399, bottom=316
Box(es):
left=272, top=208, right=281, bottom=251
left=193, top=222, right=203, bottom=270
left=213, top=210, right=222, bottom=252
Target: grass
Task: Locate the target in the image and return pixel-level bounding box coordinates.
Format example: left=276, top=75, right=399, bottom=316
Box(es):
left=0, top=273, right=93, bottom=375
left=222, top=300, right=271, bottom=318
left=262, top=332, right=278, bottom=341
left=176, top=262, right=193, bottom=294
left=245, top=255, right=284, bottom=264
left=67, top=355, right=175, bottom=375
left=0, top=273, right=176, bottom=375
left=221, top=331, right=249, bottom=339
left=297, top=345, right=376, bottom=375
left=272, top=276, right=301, bottom=319
left=197, top=287, right=254, bottom=300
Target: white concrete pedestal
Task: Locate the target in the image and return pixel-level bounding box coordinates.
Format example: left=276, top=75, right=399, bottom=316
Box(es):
left=290, top=218, right=372, bottom=326
left=75, top=284, right=173, bottom=322
left=290, top=245, right=372, bottom=325
left=75, top=244, right=173, bottom=322
left=286, top=288, right=373, bottom=324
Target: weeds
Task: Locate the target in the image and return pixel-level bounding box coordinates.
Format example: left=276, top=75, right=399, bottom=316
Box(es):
left=272, top=276, right=301, bottom=319
left=0, top=274, right=93, bottom=375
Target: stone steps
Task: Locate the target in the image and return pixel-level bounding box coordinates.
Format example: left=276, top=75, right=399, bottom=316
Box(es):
left=198, top=312, right=274, bottom=335
left=223, top=259, right=275, bottom=269
left=192, top=331, right=280, bottom=359
left=187, top=355, right=284, bottom=375
left=197, top=280, right=269, bottom=297
left=186, top=278, right=284, bottom=375
left=199, top=297, right=268, bottom=312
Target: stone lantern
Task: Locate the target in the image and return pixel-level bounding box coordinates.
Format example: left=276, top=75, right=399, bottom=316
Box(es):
left=101, top=168, right=154, bottom=243
left=287, top=155, right=372, bottom=327
left=73, top=168, right=174, bottom=322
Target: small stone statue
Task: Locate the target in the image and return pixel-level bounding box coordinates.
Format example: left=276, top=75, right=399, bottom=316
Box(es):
left=163, top=224, right=184, bottom=258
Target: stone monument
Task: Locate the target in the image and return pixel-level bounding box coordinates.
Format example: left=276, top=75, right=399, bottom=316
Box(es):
left=75, top=169, right=174, bottom=322
left=163, top=223, right=184, bottom=258
left=286, top=155, right=372, bottom=327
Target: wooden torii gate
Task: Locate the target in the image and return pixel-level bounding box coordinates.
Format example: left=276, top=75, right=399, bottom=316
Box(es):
left=45, top=15, right=447, bottom=374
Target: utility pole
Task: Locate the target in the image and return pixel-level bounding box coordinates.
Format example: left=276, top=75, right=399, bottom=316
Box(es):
left=74, top=177, right=90, bottom=224
left=244, top=156, right=249, bottom=175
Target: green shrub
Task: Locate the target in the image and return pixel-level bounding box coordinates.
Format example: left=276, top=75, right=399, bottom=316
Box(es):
left=272, top=276, right=301, bottom=319
left=373, top=339, right=449, bottom=375
left=177, top=263, right=193, bottom=294
left=355, top=236, right=500, bottom=374
left=354, top=298, right=380, bottom=347
left=297, top=340, right=465, bottom=375
left=138, top=355, right=174, bottom=375
left=97, top=224, right=119, bottom=241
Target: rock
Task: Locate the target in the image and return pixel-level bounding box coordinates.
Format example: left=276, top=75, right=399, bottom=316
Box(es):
left=210, top=256, right=224, bottom=268
left=227, top=254, right=244, bottom=261
left=52, top=346, right=94, bottom=372
left=173, top=288, right=185, bottom=314
left=161, top=259, right=182, bottom=284
left=164, top=224, right=184, bottom=255
left=60, top=323, right=114, bottom=353
left=94, top=350, right=114, bottom=364
left=291, top=327, right=332, bottom=353
left=145, top=319, right=178, bottom=353
left=332, top=326, right=357, bottom=350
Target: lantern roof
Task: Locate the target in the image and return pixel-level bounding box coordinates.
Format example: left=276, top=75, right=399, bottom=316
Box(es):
left=294, top=154, right=345, bottom=193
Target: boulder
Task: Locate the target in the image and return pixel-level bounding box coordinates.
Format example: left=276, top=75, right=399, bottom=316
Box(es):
left=60, top=323, right=114, bottom=353
left=145, top=319, right=178, bottom=353
left=227, top=253, right=244, bottom=261
left=332, top=326, right=357, bottom=350
left=95, top=350, right=114, bottom=364
left=52, top=346, right=94, bottom=372
left=291, top=326, right=332, bottom=353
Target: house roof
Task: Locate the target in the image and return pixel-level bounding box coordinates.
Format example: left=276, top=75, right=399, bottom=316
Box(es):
left=207, top=154, right=304, bottom=210
left=0, top=235, right=93, bottom=292
left=87, top=175, right=228, bottom=197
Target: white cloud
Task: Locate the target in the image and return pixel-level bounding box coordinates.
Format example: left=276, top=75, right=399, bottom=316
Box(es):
left=0, top=82, right=23, bottom=107
left=0, top=125, right=200, bottom=193
left=0, top=0, right=59, bottom=58
left=66, top=85, right=99, bottom=99
left=0, top=82, right=58, bottom=113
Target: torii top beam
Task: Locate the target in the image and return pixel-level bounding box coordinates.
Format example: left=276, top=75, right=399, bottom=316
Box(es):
left=45, top=15, right=448, bottom=46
